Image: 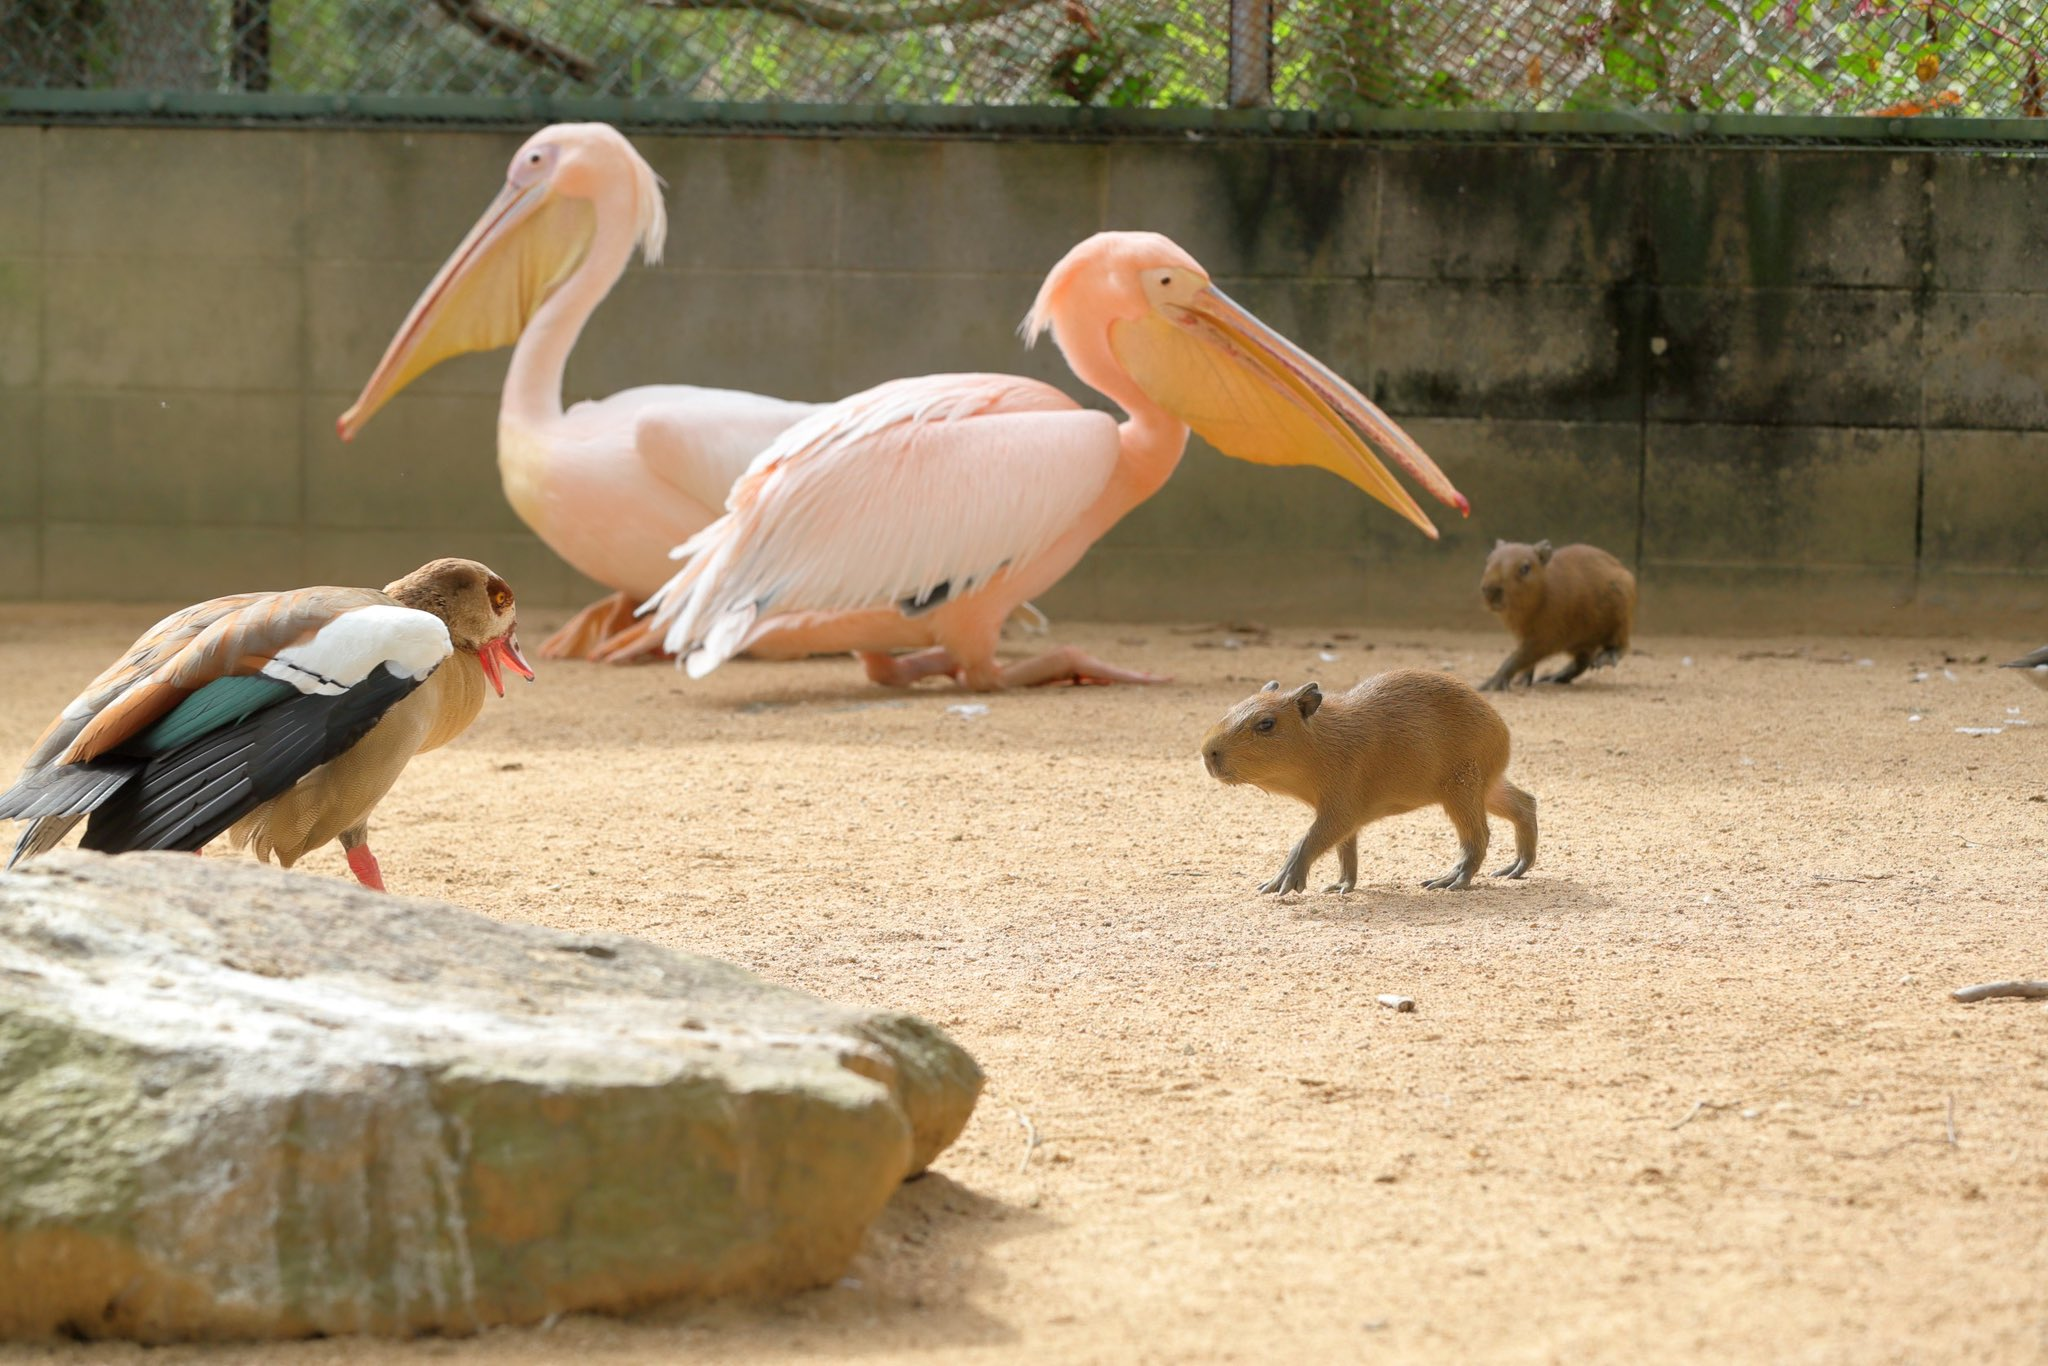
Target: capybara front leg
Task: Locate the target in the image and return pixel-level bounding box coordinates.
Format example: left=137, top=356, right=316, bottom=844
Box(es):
left=1261, top=813, right=1347, bottom=895
left=1480, top=646, right=1541, bottom=692
left=1486, top=780, right=1538, bottom=879
left=1324, top=835, right=1359, bottom=894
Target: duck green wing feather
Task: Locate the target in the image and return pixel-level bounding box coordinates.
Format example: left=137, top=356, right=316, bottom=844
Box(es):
left=126, top=675, right=300, bottom=756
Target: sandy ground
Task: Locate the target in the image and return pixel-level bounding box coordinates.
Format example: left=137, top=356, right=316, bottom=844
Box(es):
left=1, top=606, right=2045, bottom=1364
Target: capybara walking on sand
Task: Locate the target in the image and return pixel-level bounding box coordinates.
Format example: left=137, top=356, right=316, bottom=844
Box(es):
left=1478, top=539, right=1636, bottom=691
left=1200, top=670, right=1538, bottom=895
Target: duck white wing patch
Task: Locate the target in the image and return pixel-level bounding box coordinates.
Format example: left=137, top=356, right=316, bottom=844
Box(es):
left=261, top=605, right=451, bottom=695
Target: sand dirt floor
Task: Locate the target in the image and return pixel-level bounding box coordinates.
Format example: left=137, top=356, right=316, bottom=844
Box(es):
left=1, top=606, right=2045, bottom=1364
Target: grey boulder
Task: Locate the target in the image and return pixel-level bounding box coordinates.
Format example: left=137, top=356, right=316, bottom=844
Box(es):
left=0, top=852, right=981, bottom=1342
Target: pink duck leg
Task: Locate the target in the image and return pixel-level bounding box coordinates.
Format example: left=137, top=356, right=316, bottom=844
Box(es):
left=344, top=843, right=387, bottom=892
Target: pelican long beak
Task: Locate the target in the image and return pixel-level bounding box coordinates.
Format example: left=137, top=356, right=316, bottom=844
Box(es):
left=1110, top=286, right=1467, bottom=538
left=477, top=630, right=535, bottom=697
left=336, top=179, right=594, bottom=441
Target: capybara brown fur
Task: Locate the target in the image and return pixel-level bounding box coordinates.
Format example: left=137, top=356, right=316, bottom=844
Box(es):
left=1200, top=670, right=1537, bottom=895
left=1479, top=539, right=1636, bottom=691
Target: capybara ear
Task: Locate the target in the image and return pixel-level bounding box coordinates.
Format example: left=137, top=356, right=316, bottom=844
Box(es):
left=1292, top=682, right=1323, bottom=720
left=1261, top=680, right=1279, bottom=692
left=1494, top=538, right=1507, bottom=550
left=1535, top=539, right=1554, bottom=563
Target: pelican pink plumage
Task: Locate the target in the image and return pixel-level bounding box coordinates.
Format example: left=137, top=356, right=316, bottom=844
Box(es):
left=336, top=123, right=820, bottom=662
left=641, top=231, right=1469, bottom=691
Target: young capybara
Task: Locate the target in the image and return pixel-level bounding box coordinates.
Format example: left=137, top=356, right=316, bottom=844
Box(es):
left=1478, top=539, right=1636, bottom=691
left=1200, top=670, right=1538, bottom=896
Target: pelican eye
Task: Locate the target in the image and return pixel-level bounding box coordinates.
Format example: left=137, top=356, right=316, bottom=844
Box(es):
left=1254, top=715, right=1276, bottom=734
left=528, top=152, right=543, bottom=164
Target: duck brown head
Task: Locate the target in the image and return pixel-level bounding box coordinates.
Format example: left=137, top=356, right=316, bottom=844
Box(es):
left=385, top=558, right=534, bottom=696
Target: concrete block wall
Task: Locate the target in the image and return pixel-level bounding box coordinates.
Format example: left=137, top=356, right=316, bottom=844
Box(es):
left=0, top=124, right=2044, bottom=633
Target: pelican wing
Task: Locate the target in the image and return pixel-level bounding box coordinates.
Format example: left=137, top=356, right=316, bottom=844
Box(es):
left=641, top=373, right=1119, bottom=676
left=628, top=386, right=824, bottom=515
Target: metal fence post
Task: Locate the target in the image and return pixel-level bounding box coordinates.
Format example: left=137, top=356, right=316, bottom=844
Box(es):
left=1227, top=0, right=1274, bottom=109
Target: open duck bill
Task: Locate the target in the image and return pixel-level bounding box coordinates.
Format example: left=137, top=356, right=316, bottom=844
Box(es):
left=336, top=180, right=595, bottom=440
left=1110, top=286, right=1468, bottom=539
left=476, top=631, right=535, bottom=697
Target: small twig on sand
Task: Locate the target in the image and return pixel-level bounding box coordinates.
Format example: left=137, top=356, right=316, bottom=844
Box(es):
left=1811, top=873, right=1893, bottom=885
left=1011, top=1106, right=1041, bottom=1173
left=1668, top=1098, right=1740, bottom=1130
left=1168, top=620, right=1269, bottom=636
left=1827, top=1136, right=1951, bottom=1161
left=1951, top=979, right=2048, bottom=1003
left=1946, top=1094, right=1958, bottom=1147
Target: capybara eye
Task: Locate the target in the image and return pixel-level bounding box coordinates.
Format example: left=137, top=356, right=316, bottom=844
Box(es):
left=1255, top=715, right=1276, bottom=733
left=1518, top=562, right=1531, bottom=577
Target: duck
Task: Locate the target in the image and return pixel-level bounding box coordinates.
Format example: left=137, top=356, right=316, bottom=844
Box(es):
left=0, top=558, right=531, bottom=890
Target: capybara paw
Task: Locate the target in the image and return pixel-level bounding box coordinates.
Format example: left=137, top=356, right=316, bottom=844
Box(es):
left=1260, top=866, right=1306, bottom=894
left=1421, top=865, right=1474, bottom=891
left=1490, top=858, right=1531, bottom=879
left=1323, top=880, right=1355, bottom=894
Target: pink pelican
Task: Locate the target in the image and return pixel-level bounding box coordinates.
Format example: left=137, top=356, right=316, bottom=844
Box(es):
left=336, top=123, right=820, bottom=662
left=643, top=231, right=1469, bottom=691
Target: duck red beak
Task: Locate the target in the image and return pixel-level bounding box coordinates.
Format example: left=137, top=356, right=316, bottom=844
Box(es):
left=478, top=631, right=535, bottom=697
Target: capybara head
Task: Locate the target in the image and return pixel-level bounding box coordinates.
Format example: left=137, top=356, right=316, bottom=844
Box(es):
left=1480, top=539, right=1553, bottom=615
left=1201, top=680, right=1323, bottom=786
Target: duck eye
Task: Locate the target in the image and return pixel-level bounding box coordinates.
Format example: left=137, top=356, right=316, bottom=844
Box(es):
left=1254, top=715, right=1276, bottom=733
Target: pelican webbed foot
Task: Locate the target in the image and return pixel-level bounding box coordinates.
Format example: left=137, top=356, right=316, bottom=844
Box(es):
left=972, top=646, right=1170, bottom=690
left=540, top=592, right=642, bottom=661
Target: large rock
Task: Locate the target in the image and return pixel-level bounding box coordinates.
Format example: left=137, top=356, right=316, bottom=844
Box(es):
left=0, top=852, right=981, bottom=1342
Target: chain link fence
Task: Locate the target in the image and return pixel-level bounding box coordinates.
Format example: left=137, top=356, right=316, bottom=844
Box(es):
left=2, top=0, right=2046, bottom=119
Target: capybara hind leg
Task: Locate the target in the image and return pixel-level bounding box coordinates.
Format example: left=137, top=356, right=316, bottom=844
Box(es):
left=1423, top=796, right=1489, bottom=891
left=1540, top=654, right=1592, bottom=685
left=1324, top=835, right=1359, bottom=894
left=1486, top=780, right=1537, bottom=879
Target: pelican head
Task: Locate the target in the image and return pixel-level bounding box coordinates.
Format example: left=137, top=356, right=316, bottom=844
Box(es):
left=1023, top=231, right=1466, bottom=538
left=337, top=122, right=666, bottom=440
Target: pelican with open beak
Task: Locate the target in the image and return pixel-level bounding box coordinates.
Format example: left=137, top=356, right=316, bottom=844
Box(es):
left=636, top=230, right=1467, bottom=690
left=337, top=123, right=822, bottom=662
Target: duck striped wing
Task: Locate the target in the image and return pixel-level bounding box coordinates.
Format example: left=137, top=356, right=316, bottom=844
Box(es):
left=78, top=657, right=431, bottom=855
left=3, top=594, right=451, bottom=864
left=639, top=373, right=1120, bottom=677
left=15, top=592, right=270, bottom=777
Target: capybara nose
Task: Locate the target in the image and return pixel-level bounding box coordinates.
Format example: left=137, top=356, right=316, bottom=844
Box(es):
left=1482, top=586, right=1503, bottom=608
left=1203, top=747, right=1222, bottom=777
